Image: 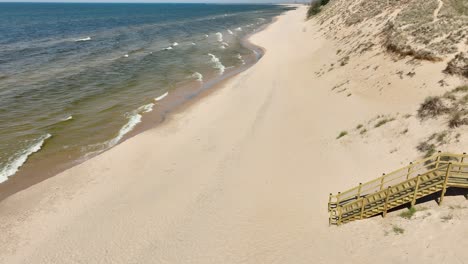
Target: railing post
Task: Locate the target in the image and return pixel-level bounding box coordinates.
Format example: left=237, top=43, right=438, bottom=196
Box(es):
left=435, top=151, right=442, bottom=169
left=411, top=174, right=421, bottom=207
left=439, top=163, right=452, bottom=205
left=357, top=183, right=362, bottom=198
left=459, top=153, right=466, bottom=174
left=379, top=173, right=385, bottom=190
left=406, top=162, right=413, bottom=179
left=337, top=206, right=343, bottom=225
left=360, top=197, right=367, bottom=219
left=328, top=193, right=332, bottom=212
left=336, top=192, right=341, bottom=206
left=383, top=186, right=391, bottom=218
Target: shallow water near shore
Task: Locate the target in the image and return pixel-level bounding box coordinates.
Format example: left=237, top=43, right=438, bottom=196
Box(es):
left=0, top=3, right=293, bottom=184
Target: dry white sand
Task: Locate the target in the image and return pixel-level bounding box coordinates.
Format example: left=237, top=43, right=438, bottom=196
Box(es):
left=0, top=6, right=467, bottom=264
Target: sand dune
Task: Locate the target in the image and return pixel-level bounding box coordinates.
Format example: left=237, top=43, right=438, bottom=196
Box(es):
left=0, top=4, right=467, bottom=264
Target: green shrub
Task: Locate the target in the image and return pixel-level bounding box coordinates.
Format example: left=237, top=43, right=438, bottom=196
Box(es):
left=307, top=2, right=321, bottom=18
left=337, top=131, right=348, bottom=139
left=399, top=207, right=417, bottom=219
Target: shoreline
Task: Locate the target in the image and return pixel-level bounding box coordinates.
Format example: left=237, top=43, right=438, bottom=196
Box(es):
left=0, top=13, right=283, bottom=202
left=2, top=4, right=465, bottom=263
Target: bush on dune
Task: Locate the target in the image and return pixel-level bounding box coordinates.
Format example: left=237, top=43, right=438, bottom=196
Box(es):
left=307, top=0, right=331, bottom=19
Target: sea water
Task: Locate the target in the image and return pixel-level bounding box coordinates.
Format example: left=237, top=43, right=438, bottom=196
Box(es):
left=0, top=3, right=293, bottom=183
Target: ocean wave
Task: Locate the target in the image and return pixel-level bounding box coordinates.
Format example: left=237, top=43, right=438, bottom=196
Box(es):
left=155, top=91, right=169, bottom=101
left=61, top=115, right=73, bottom=122
left=227, top=29, right=233, bottom=35
left=104, top=103, right=154, bottom=148
left=172, top=42, right=179, bottom=47
left=215, top=32, right=223, bottom=42
left=237, top=53, right=246, bottom=65
left=83, top=103, right=154, bottom=157
left=204, top=34, right=209, bottom=38
left=192, top=72, right=203, bottom=82
left=235, top=27, right=242, bottom=31
left=208, top=53, right=225, bottom=75
left=191, top=42, right=196, bottom=46
left=164, top=46, right=173, bottom=51
left=138, top=103, right=154, bottom=113
left=106, top=113, right=141, bottom=147
left=124, top=54, right=129, bottom=58
left=76, top=36, right=92, bottom=42
left=0, top=134, right=52, bottom=183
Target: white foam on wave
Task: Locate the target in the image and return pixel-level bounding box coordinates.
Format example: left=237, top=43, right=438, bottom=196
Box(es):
left=192, top=72, right=203, bottom=82
left=205, top=34, right=209, bottom=38
left=237, top=53, right=246, bottom=65
left=106, top=103, right=154, bottom=148
left=208, top=53, right=225, bottom=75
left=155, top=91, right=169, bottom=101
left=0, top=134, right=52, bottom=183
left=124, top=54, right=129, bottom=58
left=138, top=103, right=154, bottom=113
left=172, top=42, right=179, bottom=47
left=215, top=32, right=223, bottom=42
left=164, top=46, right=173, bottom=51
left=76, top=36, right=91, bottom=42
left=235, top=27, right=242, bottom=31
left=191, top=42, right=196, bottom=46
left=61, top=115, right=73, bottom=122
left=227, top=29, right=233, bottom=35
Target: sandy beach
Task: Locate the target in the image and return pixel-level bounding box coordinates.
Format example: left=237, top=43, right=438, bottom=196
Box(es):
left=1, top=4, right=467, bottom=263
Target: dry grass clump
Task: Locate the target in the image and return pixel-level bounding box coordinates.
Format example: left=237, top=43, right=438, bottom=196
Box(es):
left=417, top=96, right=451, bottom=119
left=444, top=52, right=468, bottom=78
left=448, top=111, right=468, bottom=128
left=337, top=131, right=348, bottom=139
left=417, top=141, right=437, bottom=158
left=374, top=117, right=395, bottom=128
left=381, top=0, right=466, bottom=61
left=392, top=225, right=405, bottom=235
left=417, top=85, right=468, bottom=125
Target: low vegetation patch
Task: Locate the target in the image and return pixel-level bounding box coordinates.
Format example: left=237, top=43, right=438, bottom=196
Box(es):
left=417, top=141, right=437, bottom=158
left=399, top=207, right=417, bottom=219
left=441, top=214, right=454, bottom=222
left=374, top=117, right=395, bottom=128
left=417, top=96, right=450, bottom=119
left=392, top=225, right=405, bottom=235
left=307, top=0, right=330, bottom=19
left=417, top=85, right=468, bottom=129
left=337, top=131, right=348, bottom=139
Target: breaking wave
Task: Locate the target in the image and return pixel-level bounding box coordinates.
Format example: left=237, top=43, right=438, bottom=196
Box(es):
left=155, top=91, right=169, bottom=101
left=215, top=32, right=223, bottom=42
left=0, top=134, right=52, bottom=183
left=237, top=53, right=246, bottom=65
left=75, top=36, right=91, bottom=42
left=192, top=72, right=203, bottom=82
left=227, top=29, right=233, bottom=35
left=208, top=53, right=225, bottom=75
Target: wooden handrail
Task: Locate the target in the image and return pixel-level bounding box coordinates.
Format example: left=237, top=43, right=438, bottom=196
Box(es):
left=329, top=152, right=468, bottom=225
left=329, top=153, right=468, bottom=206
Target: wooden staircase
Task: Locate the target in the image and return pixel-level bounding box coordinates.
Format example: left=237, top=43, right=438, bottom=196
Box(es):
left=328, top=152, right=468, bottom=225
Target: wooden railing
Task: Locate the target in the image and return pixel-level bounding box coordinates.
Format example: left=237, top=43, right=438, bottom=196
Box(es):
left=328, top=152, right=468, bottom=225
